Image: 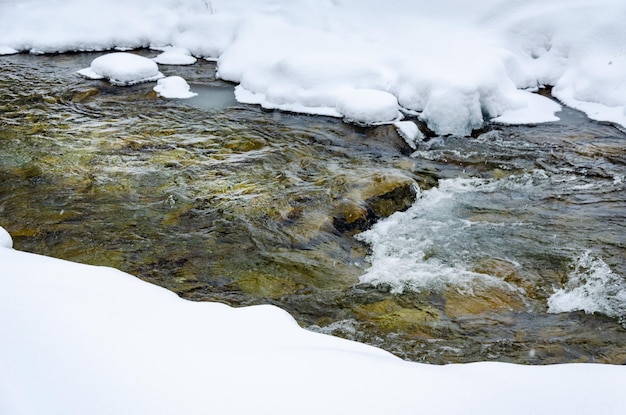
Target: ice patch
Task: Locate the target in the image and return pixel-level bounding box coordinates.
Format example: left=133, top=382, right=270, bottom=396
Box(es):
left=153, top=76, right=197, bottom=99
left=78, top=52, right=164, bottom=86
left=548, top=251, right=626, bottom=321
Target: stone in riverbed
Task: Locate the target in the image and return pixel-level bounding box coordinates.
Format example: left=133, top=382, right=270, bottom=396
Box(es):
left=353, top=298, right=440, bottom=334
left=333, top=172, right=417, bottom=233
left=443, top=284, right=526, bottom=319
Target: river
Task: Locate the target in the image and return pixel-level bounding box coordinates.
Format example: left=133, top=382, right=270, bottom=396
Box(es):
left=1, top=51, right=624, bottom=364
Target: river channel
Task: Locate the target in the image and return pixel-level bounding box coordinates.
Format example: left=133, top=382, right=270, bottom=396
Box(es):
left=1, top=51, right=625, bottom=364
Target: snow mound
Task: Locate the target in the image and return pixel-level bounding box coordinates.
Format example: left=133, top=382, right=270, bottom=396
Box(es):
left=394, top=121, right=424, bottom=150
left=0, top=227, right=12, bottom=249
left=548, top=251, right=626, bottom=319
left=336, top=89, right=401, bottom=125
left=152, top=46, right=197, bottom=65
left=1, top=233, right=626, bottom=415
left=77, top=52, right=164, bottom=86
left=153, top=76, right=197, bottom=98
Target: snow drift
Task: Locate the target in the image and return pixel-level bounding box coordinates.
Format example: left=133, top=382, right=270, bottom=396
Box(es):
left=1, top=229, right=625, bottom=415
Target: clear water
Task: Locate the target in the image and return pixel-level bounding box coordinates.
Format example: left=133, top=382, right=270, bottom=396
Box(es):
left=1, top=52, right=625, bottom=364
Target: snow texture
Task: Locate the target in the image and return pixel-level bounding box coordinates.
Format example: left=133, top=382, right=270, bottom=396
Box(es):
left=152, top=46, right=197, bottom=65
left=1, top=232, right=625, bottom=415
left=1, top=0, right=625, bottom=134
left=153, top=76, right=197, bottom=98
left=78, top=52, right=164, bottom=86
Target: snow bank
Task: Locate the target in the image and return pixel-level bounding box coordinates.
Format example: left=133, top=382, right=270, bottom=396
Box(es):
left=1, top=227, right=625, bottom=415
left=78, top=52, right=164, bottom=86
left=153, top=76, right=197, bottom=98
left=2, top=0, right=626, bottom=134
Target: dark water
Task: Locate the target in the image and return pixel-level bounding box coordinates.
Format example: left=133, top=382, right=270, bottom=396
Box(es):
left=1, top=51, right=625, bottom=364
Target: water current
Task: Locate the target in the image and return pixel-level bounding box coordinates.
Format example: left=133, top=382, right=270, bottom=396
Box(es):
left=1, top=51, right=625, bottom=364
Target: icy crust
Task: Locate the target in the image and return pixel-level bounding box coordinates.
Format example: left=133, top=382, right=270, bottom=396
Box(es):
left=1, top=229, right=626, bottom=415
left=2, top=0, right=626, bottom=132
left=78, top=52, right=164, bottom=86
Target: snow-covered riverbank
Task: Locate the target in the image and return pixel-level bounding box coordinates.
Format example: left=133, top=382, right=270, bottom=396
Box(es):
left=1, top=229, right=625, bottom=415
left=1, top=0, right=625, bottom=134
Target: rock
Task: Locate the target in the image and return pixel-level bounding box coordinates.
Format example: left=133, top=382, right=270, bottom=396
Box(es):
left=333, top=173, right=417, bottom=232
left=443, top=284, right=526, bottom=319
left=353, top=298, right=440, bottom=334
left=236, top=271, right=299, bottom=299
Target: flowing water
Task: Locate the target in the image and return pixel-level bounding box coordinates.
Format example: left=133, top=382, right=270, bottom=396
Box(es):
left=1, top=51, right=625, bottom=364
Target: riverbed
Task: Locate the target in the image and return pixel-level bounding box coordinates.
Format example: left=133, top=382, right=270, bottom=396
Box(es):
left=1, top=51, right=624, bottom=364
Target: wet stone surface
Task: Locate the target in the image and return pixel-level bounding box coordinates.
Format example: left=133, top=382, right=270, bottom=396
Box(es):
left=1, top=51, right=625, bottom=364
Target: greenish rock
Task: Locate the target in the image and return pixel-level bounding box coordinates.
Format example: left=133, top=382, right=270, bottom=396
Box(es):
left=354, top=298, right=440, bottom=334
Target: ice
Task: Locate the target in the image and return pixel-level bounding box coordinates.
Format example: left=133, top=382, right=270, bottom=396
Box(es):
left=77, top=52, right=164, bottom=86
left=153, top=76, right=197, bottom=98
left=492, top=91, right=562, bottom=124
left=1, top=228, right=625, bottom=415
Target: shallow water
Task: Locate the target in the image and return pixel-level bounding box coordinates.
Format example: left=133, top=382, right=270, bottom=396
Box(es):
left=1, top=51, right=625, bottom=364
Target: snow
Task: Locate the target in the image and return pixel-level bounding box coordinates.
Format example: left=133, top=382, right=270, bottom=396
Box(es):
left=548, top=251, right=626, bottom=319
left=78, top=52, right=164, bottom=86
left=492, top=90, right=562, bottom=124
left=0, top=227, right=12, bottom=248
left=152, top=46, right=197, bottom=65
left=2, top=0, right=626, bottom=134
left=0, top=45, right=18, bottom=55
left=1, top=228, right=625, bottom=415
left=336, top=89, right=401, bottom=125
left=153, top=76, right=197, bottom=98
left=394, top=121, right=424, bottom=150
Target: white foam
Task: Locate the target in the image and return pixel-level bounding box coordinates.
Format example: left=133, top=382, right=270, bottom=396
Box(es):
left=548, top=251, right=626, bottom=320
left=356, top=177, right=522, bottom=294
